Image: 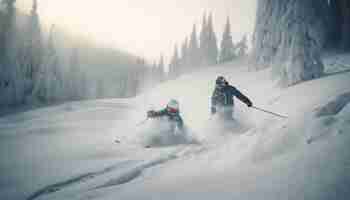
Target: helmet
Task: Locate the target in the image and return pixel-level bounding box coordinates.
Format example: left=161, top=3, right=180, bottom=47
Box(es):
left=216, top=76, right=227, bottom=86
left=167, top=99, right=179, bottom=113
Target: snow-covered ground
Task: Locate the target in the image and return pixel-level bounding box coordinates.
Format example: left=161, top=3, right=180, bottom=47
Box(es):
left=1, top=55, right=350, bottom=200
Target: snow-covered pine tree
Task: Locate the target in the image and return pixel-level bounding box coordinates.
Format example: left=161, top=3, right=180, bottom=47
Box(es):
left=0, top=0, right=25, bottom=106
left=150, top=61, right=158, bottom=85
left=46, top=27, right=63, bottom=102
left=169, top=44, right=180, bottom=79
left=180, top=38, right=188, bottom=73
left=129, top=70, right=140, bottom=97
left=136, top=58, right=153, bottom=90
left=0, top=1, right=11, bottom=104
left=236, top=34, right=248, bottom=58
left=33, top=25, right=62, bottom=103
left=68, top=47, right=83, bottom=101
left=16, top=0, right=44, bottom=103
left=133, top=70, right=141, bottom=95
left=145, top=60, right=158, bottom=87
left=157, top=54, right=166, bottom=82
left=252, top=0, right=327, bottom=86
left=188, top=24, right=200, bottom=69
left=199, top=12, right=209, bottom=66
left=26, top=0, right=43, bottom=82
left=207, top=13, right=218, bottom=65
left=219, top=17, right=235, bottom=63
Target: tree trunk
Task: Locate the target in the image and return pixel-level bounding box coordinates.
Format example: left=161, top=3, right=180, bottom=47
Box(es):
left=251, top=0, right=329, bottom=86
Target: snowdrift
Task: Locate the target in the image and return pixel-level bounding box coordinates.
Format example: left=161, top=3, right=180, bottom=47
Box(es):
left=103, top=57, right=350, bottom=200
left=129, top=118, right=198, bottom=147
left=1, top=56, right=350, bottom=200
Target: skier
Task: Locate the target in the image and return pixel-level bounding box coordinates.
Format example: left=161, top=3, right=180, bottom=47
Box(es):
left=147, top=99, right=184, bottom=132
left=211, top=76, right=253, bottom=121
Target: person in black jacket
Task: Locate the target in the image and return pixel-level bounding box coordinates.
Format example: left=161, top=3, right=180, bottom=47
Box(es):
left=147, top=99, right=184, bottom=130
left=211, top=76, right=253, bottom=121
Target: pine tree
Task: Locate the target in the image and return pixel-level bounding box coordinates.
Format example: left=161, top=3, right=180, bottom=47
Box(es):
left=199, top=12, right=209, bottom=66
left=219, top=17, right=235, bottom=63
left=236, top=35, right=248, bottom=57
left=0, top=7, right=5, bottom=60
left=27, top=0, right=43, bottom=81
left=157, top=54, right=165, bottom=82
left=188, top=24, right=200, bottom=68
left=207, top=13, right=218, bottom=65
left=0, top=0, right=26, bottom=105
left=68, top=47, right=82, bottom=100
left=1, top=0, right=16, bottom=50
left=2, top=0, right=16, bottom=60
left=150, top=61, right=158, bottom=85
left=132, top=70, right=140, bottom=96
left=169, top=44, right=180, bottom=79
left=46, top=25, right=62, bottom=101
left=33, top=25, right=62, bottom=103
left=180, top=38, right=188, bottom=73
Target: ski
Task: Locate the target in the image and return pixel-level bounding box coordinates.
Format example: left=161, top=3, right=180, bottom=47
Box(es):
left=114, top=139, right=152, bottom=148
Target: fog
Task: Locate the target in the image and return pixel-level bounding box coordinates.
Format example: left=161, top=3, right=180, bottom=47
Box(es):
left=17, top=0, right=256, bottom=61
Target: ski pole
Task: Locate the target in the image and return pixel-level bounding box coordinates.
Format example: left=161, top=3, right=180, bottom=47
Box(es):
left=136, top=117, right=149, bottom=126
left=251, top=106, right=288, bottom=119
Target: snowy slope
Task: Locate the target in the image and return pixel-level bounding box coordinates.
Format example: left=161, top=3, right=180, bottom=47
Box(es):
left=1, top=56, right=350, bottom=200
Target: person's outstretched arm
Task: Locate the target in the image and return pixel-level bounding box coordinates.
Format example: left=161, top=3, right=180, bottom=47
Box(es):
left=230, top=86, right=253, bottom=107
left=147, top=109, right=167, bottom=118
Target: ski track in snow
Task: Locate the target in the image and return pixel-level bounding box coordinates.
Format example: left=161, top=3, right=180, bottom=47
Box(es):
left=26, top=144, right=206, bottom=200
left=26, top=160, right=137, bottom=200
left=93, top=153, right=178, bottom=190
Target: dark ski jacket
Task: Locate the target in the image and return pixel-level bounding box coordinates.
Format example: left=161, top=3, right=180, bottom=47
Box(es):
left=148, top=109, right=184, bottom=128
left=211, top=84, right=252, bottom=113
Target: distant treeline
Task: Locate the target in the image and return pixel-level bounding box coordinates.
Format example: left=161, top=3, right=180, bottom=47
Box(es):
left=166, top=12, right=248, bottom=79
left=0, top=0, right=160, bottom=107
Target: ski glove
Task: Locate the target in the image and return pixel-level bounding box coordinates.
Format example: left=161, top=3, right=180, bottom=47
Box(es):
left=147, top=110, right=156, bottom=117
left=211, top=107, right=216, bottom=115
left=246, top=101, right=253, bottom=107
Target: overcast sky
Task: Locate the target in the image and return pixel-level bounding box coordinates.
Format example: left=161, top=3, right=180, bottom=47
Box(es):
left=17, top=0, right=256, bottom=63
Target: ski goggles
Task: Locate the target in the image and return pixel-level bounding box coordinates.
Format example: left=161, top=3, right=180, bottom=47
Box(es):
left=216, top=80, right=226, bottom=86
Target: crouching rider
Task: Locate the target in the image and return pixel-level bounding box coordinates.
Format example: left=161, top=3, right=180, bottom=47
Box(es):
left=147, top=99, right=184, bottom=132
